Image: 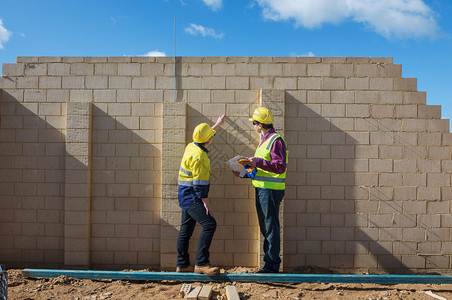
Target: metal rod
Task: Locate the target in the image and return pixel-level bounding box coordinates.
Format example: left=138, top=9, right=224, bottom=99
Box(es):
left=22, top=269, right=452, bottom=284
left=173, top=13, right=176, bottom=103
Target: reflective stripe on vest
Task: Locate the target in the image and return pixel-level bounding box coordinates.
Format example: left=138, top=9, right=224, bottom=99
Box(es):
left=251, top=133, right=288, bottom=190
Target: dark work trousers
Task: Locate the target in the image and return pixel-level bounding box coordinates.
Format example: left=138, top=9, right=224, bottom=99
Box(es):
left=176, top=200, right=217, bottom=268
left=255, top=187, right=285, bottom=272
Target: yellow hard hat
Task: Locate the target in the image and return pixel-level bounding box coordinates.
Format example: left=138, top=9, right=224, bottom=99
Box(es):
left=193, top=123, right=216, bottom=143
left=249, top=107, right=273, bottom=124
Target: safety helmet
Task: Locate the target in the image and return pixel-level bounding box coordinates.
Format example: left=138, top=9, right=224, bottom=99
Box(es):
left=249, top=107, right=273, bottom=124
left=193, top=123, right=216, bottom=143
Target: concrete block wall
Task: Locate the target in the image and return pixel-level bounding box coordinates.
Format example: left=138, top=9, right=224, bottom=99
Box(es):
left=1, top=56, right=451, bottom=274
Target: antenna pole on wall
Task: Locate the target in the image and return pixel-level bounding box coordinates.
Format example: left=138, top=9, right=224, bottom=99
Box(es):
left=173, top=13, right=176, bottom=103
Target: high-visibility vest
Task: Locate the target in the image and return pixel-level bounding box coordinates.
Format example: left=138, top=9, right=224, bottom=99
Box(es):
left=251, top=133, right=288, bottom=190
left=178, top=142, right=211, bottom=187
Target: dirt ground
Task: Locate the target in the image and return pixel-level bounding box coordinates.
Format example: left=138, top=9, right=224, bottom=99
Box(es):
left=5, top=267, right=452, bottom=300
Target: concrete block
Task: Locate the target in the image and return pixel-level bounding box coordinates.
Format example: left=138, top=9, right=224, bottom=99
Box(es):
left=187, top=63, right=212, bottom=76
left=260, top=63, right=282, bottom=76
left=118, top=63, right=141, bottom=76
left=62, top=57, right=85, bottom=63
left=370, top=78, right=393, bottom=90
left=356, top=64, right=378, bottom=77
left=427, top=119, right=450, bottom=132
left=71, top=63, right=93, bottom=75
left=212, top=90, right=234, bottom=103
left=95, top=63, right=118, bottom=75
left=346, top=104, right=369, bottom=117
left=371, top=105, right=394, bottom=118
left=226, top=77, right=249, bottom=89
left=298, top=77, right=322, bottom=90
left=2, top=63, right=24, bottom=76
left=109, top=76, right=132, bottom=89
left=181, top=77, right=203, bottom=89
left=395, top=78, right=417, bottom=91
left=117, top=90, right=140, bottom=103
left=24, top=63, right=47, bottom=76
left=62, top=76, right=84, bottom=89
left=86, top=76, right=108, bottom=89
left=307, top=64, right=330, bottom=76
left=404, top=91, right=426, bottom=104
left=199, top=285, right=213, bottom=300
left=403, top=119, right=426, bottom=132
left=141, top=90, right=164, bottom=102
left=418, top=105, right=441, bottom=119
left=331, top=91, right=354, bottom=103
left=225, top=285, right=240, bottom=300
left=274, top=77, right=297, bottom=89
left=250, top=77, right=272, bottom=89
left=86, top=57, right=108, bottom=63
left=369, top=159, right=392, bottom=172
left=346, top=78, right=369, bottom=90
left=297, top=57, right=321, bottom=63
left=418, top=187, right=441, bottom=201
left=346, top=57, right=370, bottom=63
left=283, top=63, right=307, bottom=76
left=332, top=64, right=353, bottom=77
left=323, top=77, right=345, bottom=90
left=92, top=90, right=115, bottom=102
left=401, top=256, right=425, bottom=268
left=15, top=76, right=36, bottom=88
left=70, top=90, right=93, bottom=102
left=379, top=91, right=403, bottom=104
left=428, top=146, right=451, bottom=160
left=202, top=77, right=225, bottom=89
left=395, top=105, right=417, bottom=118
left=235, top=63, right=258, bottom=76
left=354, top=91, right=378, bottom=104
left=379, top=63, right=402, bottom=77
left=307, top=91, right=330, bottom=103
left=212, top=63, right=234, bottom=75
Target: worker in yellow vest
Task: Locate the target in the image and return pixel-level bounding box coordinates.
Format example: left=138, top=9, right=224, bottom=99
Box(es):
left=234, top=107, right=288, bottom=273
left=176, top=114, right=225, bottom=276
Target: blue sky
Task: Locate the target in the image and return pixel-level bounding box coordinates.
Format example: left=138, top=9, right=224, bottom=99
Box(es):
left=1, top=0, right=451, bottom=121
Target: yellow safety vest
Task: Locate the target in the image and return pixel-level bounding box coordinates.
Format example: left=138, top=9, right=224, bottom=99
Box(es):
left=178, top=142, right=211, bottom=187
left=251, top=133, right=288, bottom=190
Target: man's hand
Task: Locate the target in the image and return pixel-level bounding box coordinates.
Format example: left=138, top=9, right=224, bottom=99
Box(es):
left=246, top=157, right=257, bottom=167
left=232, top=170, right=241, bottom=177
left=212, top=114, right=226, bottom=131
left=202, top=198, right=213, bottom=217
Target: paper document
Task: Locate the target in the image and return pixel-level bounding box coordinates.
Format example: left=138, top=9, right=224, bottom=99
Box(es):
left=226, top=155, right=247, bottom=177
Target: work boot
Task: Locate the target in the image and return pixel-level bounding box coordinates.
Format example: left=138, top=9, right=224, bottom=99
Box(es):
left=194, top=265, right=220, bottom=275
left=176, top=265, right=194, bottom=273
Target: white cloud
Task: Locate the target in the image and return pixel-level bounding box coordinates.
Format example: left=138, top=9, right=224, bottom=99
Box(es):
left=256, top=0, right=440, bottom=39
left=185, top=24, right=224, bottom=39
left=0, top=19, right=12, bottom=49
left=291, top=51, right=315, bottom=57
left=203, top=0, right=223, bottom=11
left=142, top=50, right=166, bottom=57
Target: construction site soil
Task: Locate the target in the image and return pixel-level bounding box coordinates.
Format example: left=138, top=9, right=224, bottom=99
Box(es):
left=6, top=267, right=452, bottom=299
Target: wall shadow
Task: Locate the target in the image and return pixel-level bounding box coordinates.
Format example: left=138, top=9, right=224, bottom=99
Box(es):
left=0, top=90, right=65, bottom=268
left=285, top=91, right=415, bottom=274
left=90, top=105, right=161, bottom=270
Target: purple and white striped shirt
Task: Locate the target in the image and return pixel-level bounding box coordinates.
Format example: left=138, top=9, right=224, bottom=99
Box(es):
left=255, top=129, right=287, bottom=174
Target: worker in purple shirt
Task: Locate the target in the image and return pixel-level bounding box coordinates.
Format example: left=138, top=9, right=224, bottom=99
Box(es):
left=233, top=107, right=288, bottom=273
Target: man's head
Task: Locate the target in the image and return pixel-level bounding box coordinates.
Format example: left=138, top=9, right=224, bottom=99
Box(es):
left=193, top=123, right=216, bottom=146
left=250, top=107, right=274, bottom=132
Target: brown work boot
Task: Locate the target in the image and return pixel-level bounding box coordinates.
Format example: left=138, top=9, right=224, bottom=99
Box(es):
left=176, top=265, right=194, bottom=273
left=194, top=265, right=220, bottom=275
